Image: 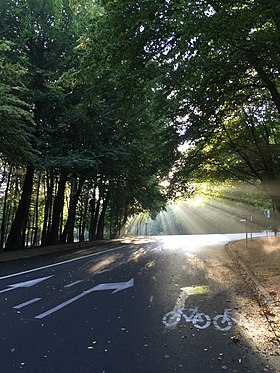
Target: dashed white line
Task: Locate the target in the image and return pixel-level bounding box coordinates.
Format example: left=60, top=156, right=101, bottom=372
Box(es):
left=64, top=280, right=83, bottom=288
left=13, top=298, right=41, bottom=309
left=97, top=269, right=110, bottom=274
left=34, top=292, right=89, bottom=319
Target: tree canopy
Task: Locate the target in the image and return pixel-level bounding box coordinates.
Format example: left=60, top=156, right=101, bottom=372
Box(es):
left=92, top=0, right=280, bottom=212
left=0, top=0, right=280, bottom=251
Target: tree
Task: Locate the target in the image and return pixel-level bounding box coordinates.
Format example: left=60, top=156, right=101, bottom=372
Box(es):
left=76, top=0, right=180, bottom=231
left=0, top=0, right=97, bottom=249
left=91, top=0, right=280, bottom=213
left=0, top=40, right=36, bottom=164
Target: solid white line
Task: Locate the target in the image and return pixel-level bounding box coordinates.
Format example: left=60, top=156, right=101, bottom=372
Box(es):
left=0, top=287, right=15, bottom=294
left=34, top=292, right=88, bottom=319
left=0, top=245, right=128, bottom=281
left=13, top=298, right=41, bottom=309
left=64, top=280, right=83, bottom=288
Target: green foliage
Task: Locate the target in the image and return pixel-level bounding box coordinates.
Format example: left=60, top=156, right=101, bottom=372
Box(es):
left=2, top=0, right=280, bottom=248
left=0, top=40, right=36, bottom=164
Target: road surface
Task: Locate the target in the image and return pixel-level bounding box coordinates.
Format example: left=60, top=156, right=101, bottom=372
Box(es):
left=0, top=235, right=277, bottom=372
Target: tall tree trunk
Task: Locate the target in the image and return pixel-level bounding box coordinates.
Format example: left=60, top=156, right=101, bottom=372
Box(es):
left=96, top=191, right=110, bottom=240
left=91, top=187, right=103, bottom=240
left=0, top=165, right=13, bottom=251
left=89, top=186, right=97, bottom=241
left=41, top=171, right=54, bottom=246
left=5, top=166, right=34, bottom=251
left=80, top=192, right=89, bottom=242
left=60, top=177, right=85, bottom=243
left=46, top=170, right=67, bottom=245
left=32, top=173, right=41, bottom=247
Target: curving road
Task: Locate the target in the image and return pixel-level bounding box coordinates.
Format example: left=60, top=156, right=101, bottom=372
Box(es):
left=0, top=235, right=277, bottom=372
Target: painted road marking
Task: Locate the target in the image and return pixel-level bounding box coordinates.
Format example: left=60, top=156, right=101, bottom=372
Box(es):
left=0, top=245, right=129, bottom=281
left=89, top=278, right=134, bottom=294
left=64, top=280, right=84, bottom=288
left=162, top=307, right=234, bottom=331
left=96, top=269, right=110, bottom=274
left=34, top=278, right=134, bottom=319
left=0, top=276, right=53, bottom=294
left=173, top=285, right=210, bottom=310
left=13, top=298, right=42, bottom=309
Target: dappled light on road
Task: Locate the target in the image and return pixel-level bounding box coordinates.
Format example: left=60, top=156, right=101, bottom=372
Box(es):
left=87, top=247, right=149, bottom=276
left=88, top=253, right=121, bottom=275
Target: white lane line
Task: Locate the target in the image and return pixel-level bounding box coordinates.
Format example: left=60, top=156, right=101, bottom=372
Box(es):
left=0, top=245, right=128, bottom=281
left=64, top=280, right=83, bottom=288
left=35, top=292, right=90, bottom=319
left=13, top=298, right=41, bottom=309
left=35, top=278, right=134, bottom=319
left=96, top=269, right=110, bottom=274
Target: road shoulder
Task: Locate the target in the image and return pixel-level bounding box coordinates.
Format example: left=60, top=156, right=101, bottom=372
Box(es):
left=226, top=237, right=280, bottom=344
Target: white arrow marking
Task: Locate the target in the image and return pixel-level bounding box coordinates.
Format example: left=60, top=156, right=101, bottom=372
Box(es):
left=88, top=278, right=134, bottom=294
left=0, top=276, right=53, bottom=294
left=35, top=278, right=134, bottom=319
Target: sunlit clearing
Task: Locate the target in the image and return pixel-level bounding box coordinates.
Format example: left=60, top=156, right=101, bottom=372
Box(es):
left=124, top=183, right=273, bottom=237
left=120, top=237, right=156, bottom=245
left=158, top=234, right=219, bottom=250
left=120, top=182, right=275, bottom=239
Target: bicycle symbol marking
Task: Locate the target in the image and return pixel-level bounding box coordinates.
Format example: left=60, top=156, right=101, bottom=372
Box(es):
left=162, top=307, right=233, bottom=331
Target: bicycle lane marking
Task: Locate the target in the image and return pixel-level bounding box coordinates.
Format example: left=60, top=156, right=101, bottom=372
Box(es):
left=162, top=285, right=236, bottom=331
left=162, top=285, right=211, bottom=329
left=162, top=307, right=234, bottom=331
left=0, top=245, right=130, bottom=281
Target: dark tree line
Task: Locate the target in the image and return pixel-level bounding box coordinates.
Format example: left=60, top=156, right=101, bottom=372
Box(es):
left=0, top=0, right=179, bottom=251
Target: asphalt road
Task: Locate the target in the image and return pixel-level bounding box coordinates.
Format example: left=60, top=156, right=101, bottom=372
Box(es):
left=0, top=235, right=276, bottom=372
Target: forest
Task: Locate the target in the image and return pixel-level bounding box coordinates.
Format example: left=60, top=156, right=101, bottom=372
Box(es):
left=0, top=0, right=280, bottom=251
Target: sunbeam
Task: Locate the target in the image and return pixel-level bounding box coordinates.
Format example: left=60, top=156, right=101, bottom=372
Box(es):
left=123, top=183, right=275, bottom=236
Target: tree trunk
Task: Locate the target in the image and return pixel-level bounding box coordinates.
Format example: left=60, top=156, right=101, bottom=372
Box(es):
left=41, top=171, right=54, bottom=246
left=81, top=192, right=89, bottom=241
left=5, top=166, right=34, bottom=251
left=91, top=187, right=102, bottom=240
left=46, top=170, right=67, bottom=245
left=32, top=173, right=41, bottom=246
left=96, top=191, right=110, bottom=240
left=89, top=186, right=97, bottom=241
left=0, top=165, right=13, bottom=251
left=60, top=177, right=84, bottom=243
left=254, top=63, right=280, bottom=116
